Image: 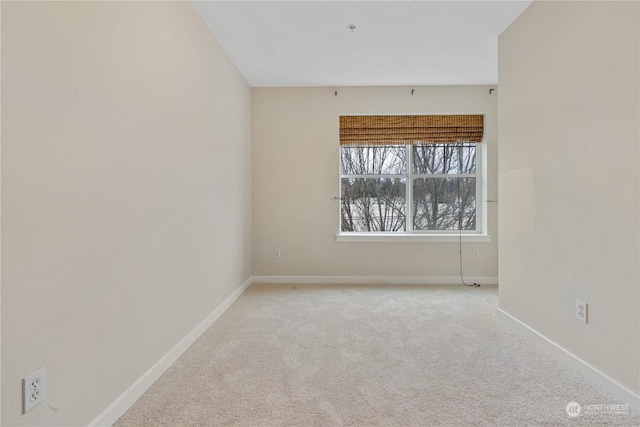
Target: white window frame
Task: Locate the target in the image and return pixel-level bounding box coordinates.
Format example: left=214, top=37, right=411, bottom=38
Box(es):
left=337, top=139, right=491, bottom=243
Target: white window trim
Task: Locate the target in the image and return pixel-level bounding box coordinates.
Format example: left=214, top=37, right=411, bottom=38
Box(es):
left=337, top=138, right=488, bottom=241
left=335, top=233, right=492, bottom=243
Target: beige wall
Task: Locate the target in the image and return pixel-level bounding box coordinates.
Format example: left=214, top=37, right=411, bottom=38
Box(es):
left=252, top=86, right=498, bottom=279
left=1, top=2, right=251, bottom=425
left=498, top=1, right=639, bottom=395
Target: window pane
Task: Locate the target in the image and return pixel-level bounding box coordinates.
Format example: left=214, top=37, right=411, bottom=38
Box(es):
left=341, top=178, right=406, bottom=232
left=412, top=144, right=476, bottom=175
left=413, top=178, right=476, bottom=230
left=341, top=146, right=406, bottom=175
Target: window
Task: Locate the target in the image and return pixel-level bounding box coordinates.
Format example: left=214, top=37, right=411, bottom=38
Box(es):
left=339, top=115, right=485, bottom=237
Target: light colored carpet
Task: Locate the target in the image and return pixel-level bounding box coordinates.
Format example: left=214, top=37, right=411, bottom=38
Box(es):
left=115, top=284, right=639, bottom=426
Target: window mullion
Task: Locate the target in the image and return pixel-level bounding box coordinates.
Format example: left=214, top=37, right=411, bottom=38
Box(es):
left=340, top=174, right=407, bottom=179
left=412, top=173, right=477, bottom=179
left=406, top=145, right=412, bottom=232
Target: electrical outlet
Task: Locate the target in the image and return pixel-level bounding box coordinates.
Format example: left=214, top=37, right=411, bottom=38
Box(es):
left=23, top=367, right=45, bottom=413
left=576, top=300, right=588, bottom=323
left=472, top=249, right=479, bottom=259
left=274, top=248, right=281, bottom=258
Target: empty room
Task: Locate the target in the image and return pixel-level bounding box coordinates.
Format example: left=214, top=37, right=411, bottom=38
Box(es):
left=1, top=1, right=639, bottom=426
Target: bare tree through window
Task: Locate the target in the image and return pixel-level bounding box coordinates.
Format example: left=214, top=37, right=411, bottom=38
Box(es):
left=340, top=144, right=477, bottom=232
left=412, top=144, right=476, bottom=231
left=340, top=146, right=406, bottom=232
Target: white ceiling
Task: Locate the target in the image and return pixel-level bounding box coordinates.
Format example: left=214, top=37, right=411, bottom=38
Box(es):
left=193, top=1, right=532, bottom=87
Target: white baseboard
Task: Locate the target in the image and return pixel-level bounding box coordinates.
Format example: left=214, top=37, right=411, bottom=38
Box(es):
left=90, top=277, right=253, bottom=427
left=496, top=308, right=640, bottom=413
left=252, top=275, right=498, bottom=285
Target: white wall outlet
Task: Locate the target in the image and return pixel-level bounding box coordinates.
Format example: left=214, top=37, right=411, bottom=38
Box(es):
left=23, top=367, right=45, bottom=413
left=472, top=249, right=479, bottom=259
left=274, top=248, right=281, bottom=258
left=576, top=300, right=588, bottom=323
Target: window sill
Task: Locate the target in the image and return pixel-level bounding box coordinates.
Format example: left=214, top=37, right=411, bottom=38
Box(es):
left=336, top=233, right=493, bottom=243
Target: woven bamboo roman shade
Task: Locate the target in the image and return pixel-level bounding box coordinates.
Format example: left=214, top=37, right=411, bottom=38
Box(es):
left=339, top=115, right=484, bottom=146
